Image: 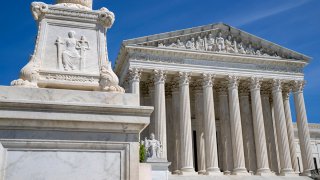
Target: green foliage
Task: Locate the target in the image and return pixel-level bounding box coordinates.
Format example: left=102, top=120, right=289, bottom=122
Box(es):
left=139, top=143, right=146, bottom=163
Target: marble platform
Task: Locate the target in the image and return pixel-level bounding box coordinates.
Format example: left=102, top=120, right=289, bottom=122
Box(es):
left=168, top=175, right=312, bottom=180
left=0, top=86, right=153, bottom=180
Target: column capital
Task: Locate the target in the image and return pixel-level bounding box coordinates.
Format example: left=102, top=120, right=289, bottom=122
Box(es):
left=227, top=75, right=240, bottom=90
left=201, top=73, right=215, bottom=88
left=128, top=68, right=142, bottom=82
left=250, top=76, right=262, bottom=91
left=282, top=84, right=291, bottom=100
left=291, top=80, right=305, bottom=93
left=153, top=69, right=167, bottom=84
left=178, top=72, right=191, bottom=86
left=271, top=79, right=283, bottom=92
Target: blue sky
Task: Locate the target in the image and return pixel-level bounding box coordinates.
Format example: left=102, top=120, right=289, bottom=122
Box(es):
left=0, top=0, right=319, bottom=123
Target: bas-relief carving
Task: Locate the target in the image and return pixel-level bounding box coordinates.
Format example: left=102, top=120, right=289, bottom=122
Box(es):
left=56, top=31, right=90, bottom=71
left=149, top=31, right=292, bottom=59
left=56, top=0, right=93, bottom=9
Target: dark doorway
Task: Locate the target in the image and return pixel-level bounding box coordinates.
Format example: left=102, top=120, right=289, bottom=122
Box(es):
left=314, top=158, right=318, bottom=173
left=297, top=157, right=301, bottom=172
left=193, top=130, right=198, bottom=172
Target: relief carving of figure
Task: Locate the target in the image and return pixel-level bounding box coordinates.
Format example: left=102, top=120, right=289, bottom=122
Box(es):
left=206, top=33, right=216, bottom=51
left=246, top=43, right=255, bottom=55
left=225, top=35, right=236, bottom=53
left=195, top=36, right=205, bottom=51
left=186, top=38, right=196, bottom=50
left=238, top=42, right=246, bottom=54
left=56, top=31, right=90, bottom=71
left=216, top=32, right=225, bottom=52
left=142, top=133, right=162, bottom=159
left=169, top=38, right=185, bottom=49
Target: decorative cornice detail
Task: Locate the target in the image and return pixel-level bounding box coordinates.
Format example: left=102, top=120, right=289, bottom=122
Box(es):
left=282, top=83, right=291, bottom=100
left=153, top=70, right=167, bottom=84
left=31, top=2, right=49, bottom=21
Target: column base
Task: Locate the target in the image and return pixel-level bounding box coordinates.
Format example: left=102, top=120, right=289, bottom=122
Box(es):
left=232, top=168, right=250, bottom=176
left=171, top=170, right=181, bottom=175
left=223, top=170, right=232, bottom=175
left=180, top=167, right=197, bottom=176
left=205, top=167, right=223, bottom=176
left=197, top=170, right=206, bottom=175
left=280, top=168, right=296, bottom=176
left=256, top=168, right=274, bottom=176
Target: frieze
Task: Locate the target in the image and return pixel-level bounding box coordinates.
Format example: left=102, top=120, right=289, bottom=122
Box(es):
left=131, top=53, right=303, bottom=74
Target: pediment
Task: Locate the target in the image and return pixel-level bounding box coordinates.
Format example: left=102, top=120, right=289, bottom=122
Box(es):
left=123, top=23, right=310, bottom=61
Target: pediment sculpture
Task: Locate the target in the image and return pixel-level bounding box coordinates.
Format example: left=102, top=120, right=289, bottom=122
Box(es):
left=153, top=31, right=284, bottom=59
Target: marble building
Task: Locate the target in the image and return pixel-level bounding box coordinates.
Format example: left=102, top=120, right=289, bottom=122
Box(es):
left=115, top=23, right=316, bottom=177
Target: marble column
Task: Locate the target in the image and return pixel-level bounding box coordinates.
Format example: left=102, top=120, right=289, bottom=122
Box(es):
left=261, top=84, right=280, bottom=174
left=166, top=87, right=174, bottom=171
left=239, top=82, right=257, bottom=174
left=129, top=68, right=142, bottom=95
left=282, top=86, right=299, bottom=173
left=194, top=84, right=206, bottom=174
left=292, top=80, right=314, bottom=175
left=171, top=83, right=181, bottom=174
left=249, top=77, right=271, bottom=175
left=153, top=70, right=167, bottom=160
left=227, top=75, right=248, bottom=175
left=178, top=72, right=195, bottom=174
left=217, top=82, right=233, bottom=174
left=201, top=74, right=221, bottom=175
left=272, top=79, right=294, bottom=175
left=147, top=78, right=155, bottom=136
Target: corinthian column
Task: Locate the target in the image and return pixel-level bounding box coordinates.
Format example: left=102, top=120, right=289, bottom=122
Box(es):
left=227, top=75, right=248, bottom=175
left=178, top=72, right=195, bottom=174
left=129, top=68, right=142, bottom=94
left=292, top=80, right=314, bottom=175
left=282, top=85, right=299, bottom=173
left=171, top=83, right=181, bottom=174
left=239, top=82, right=256, bottom=173
left=153, top=70, right=167, bottom=160
left=217, top=81, right=233, bottom=174
left=249, top=77, right=271, bottom=175
left=201, top=74, right=221, bottom=175
left=272, top=79, right=294, bottom=175
left=194, top=83, right=206, bottom=174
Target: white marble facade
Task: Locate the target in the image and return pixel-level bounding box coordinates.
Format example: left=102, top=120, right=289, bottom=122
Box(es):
left=115, top=23, right=315, bottom=177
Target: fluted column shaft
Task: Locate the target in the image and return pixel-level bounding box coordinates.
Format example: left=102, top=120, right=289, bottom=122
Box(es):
left=261, top=89, right=280, bottom=174
left=202, top=74, right=221, bottom=174
left=250, top=77, right=271, bottom=175
left=171, top=86, right=181, bottom=174
left=227, top=75, right=247, bottom=175
left=282, top=89, right=299, bottom=173
left=239, top=85, right=256, bottom=173
left=154, top=70, right=167, bottom=159
left=292, top=81, right=314, bottom=175
left=194, top=88, right=206, bottom=174
left=218, top=83, right=233, bottom=174
left=272, top=79, right=293, bottom=175
left=178, top=72, right=195, bottom=173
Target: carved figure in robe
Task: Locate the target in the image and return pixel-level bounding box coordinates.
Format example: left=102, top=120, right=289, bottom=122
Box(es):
left=186, top=38, right=196, bottom=50
left=61, top=31, right=81, bottom=71
left=225, top=35, right=235, bottom=53
left=216, top=32, right=225, bottom=52
left=246, top=43, right=255, bottom=55
left=158, top=42, right=165, bottom=47
left=176, top=39, right=186, bottom=49
left=195, top=36, right=205, bottom=51
left=143, top=133, right=162, bottom=159
left=206, top=33, right=215, bottom=51
left=238, top=42, right=246, bottom=54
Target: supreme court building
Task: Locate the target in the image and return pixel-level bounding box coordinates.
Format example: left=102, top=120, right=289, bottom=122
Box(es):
left=114, top=23, right=315, bottom=177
